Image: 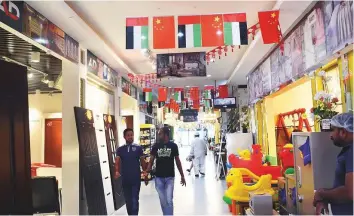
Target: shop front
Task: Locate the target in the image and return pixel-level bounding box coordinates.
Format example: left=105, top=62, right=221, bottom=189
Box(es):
left=0, top=1, right=81, bottom=214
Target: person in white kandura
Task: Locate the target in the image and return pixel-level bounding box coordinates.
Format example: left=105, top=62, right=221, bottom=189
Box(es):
left=190, top=132, right=208, bottom=177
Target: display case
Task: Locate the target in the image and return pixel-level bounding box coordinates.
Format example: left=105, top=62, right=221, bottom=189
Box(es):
left=139, top=124, right=156, bottom=181
left=292, top=132, right=341, bottom=215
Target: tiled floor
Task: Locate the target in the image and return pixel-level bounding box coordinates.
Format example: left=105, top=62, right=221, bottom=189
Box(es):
left=114, top=146, right=230, bottom=215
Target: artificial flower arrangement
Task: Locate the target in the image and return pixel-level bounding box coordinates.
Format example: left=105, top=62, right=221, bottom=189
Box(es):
left=311, top=91, right=339, bottom=130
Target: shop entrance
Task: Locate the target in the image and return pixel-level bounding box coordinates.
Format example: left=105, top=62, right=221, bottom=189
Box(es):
left=0, top=26, right=64, bottom=213
left=0, top=60, right=33, bottom=214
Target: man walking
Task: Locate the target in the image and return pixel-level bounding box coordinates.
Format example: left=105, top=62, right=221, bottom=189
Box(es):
left=190, top=132, right=208, bottom=177
left=115, top=128, right=147, bottom=215
left=146, top=127, right=186, bottom=215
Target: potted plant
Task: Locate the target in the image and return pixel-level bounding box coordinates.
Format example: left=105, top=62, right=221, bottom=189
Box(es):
left=240, top=106, right=250, bottom=133
left=311, top=91, right=339, bottom=131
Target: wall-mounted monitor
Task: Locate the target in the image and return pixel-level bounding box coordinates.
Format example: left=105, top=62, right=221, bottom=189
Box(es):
left=213, top=97, right=237, bottom=109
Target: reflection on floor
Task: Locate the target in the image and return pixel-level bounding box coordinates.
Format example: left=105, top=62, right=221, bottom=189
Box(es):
left=114, top=146, right=229, bottom=215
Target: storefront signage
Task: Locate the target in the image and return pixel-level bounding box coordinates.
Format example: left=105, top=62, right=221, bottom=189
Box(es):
left=87, top=50, right=118, bottom=87
left=0, top=1, right=23, bottom=32
left=122, top=77, right=137, bottom=99
left=0, top=2, right=79, bottom=63
left=180, top=109, right=198, bottom=122
left=64, top=34, right=79, bottom=63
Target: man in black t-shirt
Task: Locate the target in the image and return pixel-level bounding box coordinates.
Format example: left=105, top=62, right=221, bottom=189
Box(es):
left=146, top=127, right=186, bottom=215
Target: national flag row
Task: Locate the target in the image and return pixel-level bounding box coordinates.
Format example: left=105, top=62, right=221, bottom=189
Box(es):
left=126, top=10, right=281, bottom=50
left=143, top=85, right=228, bottom=111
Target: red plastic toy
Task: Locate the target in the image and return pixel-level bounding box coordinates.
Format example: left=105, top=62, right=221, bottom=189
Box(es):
left=278, top=144, right=294, bottom=174
left=228, top=145, right=281, bottom=181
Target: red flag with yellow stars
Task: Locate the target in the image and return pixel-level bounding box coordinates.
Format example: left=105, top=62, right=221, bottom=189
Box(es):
left=258, top=10, right=282, bottom=44
left=153, top=16, right=175, bottom=49
left=201, top=14, right=224, bottom=47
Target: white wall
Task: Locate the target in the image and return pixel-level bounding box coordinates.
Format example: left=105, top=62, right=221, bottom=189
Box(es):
left=85, top=81, right=115, bottom=115
left=28, top=93, right=62, bottom=163
left=120, top=92, right=140, bottom=144
left=61, top=59, right=81, bottom=215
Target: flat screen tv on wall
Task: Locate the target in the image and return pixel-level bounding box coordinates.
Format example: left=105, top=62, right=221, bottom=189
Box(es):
left=156, top=52, right=207, bottom=78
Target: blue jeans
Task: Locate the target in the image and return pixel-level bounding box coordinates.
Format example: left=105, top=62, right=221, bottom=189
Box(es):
left=122, top=182, right=141, bottom=215
left=155, top=177, right=175, bottom=215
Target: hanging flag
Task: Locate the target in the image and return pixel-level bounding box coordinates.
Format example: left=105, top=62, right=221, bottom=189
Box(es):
left=158, top=87, right=167, bottom=102
left=178, top=15, right=202, bottom=48
left=204, top=90, right=213, bottom=100
left=201, top=14, right=224, bottom=47
left=258, top=10, right=282, bottom=44
left=223, top=13, right=248, bottom=46
left=204, top=99, right=211, bottom=108
left=190, top=87, right=199, bottom=101
left=193, top=99, right=200, bottom=110
left=218, top=85, right=228, bottom=98
left=143, top=88, right=153, bottom=102
left=153, top=16, right=175, bottom=49
left=126, top=17, right=149, bottom=49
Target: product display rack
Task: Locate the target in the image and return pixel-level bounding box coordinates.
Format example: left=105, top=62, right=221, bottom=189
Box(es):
left=139, top=124, right=156, bottom=181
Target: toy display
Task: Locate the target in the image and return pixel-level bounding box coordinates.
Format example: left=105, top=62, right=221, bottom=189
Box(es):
left=228, top=145, right=282, bottom=181
left=223, top=168, right=275, bottom=204
left=237, top=149, right=251, bottom=160
left=278, top=144, right=295, bottom=174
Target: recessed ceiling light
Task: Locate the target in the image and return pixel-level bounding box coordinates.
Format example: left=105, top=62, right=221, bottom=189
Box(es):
left=28, top=73, right=33, bottom=78
left=207, top=74, right=211, bottom=77
left=168, top=87, right=172, bottom=88
left=186, top=86, right=190, bottom=87
left=216, top=30, right=223, bottom=35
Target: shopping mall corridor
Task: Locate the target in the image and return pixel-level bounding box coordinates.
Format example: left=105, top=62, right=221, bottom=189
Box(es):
left=114, top=146, right=229, bottom=215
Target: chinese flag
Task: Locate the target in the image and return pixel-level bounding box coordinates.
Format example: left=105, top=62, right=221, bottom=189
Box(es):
left=190, top=87, right=199, bottom=100
left=158, top=87, right=167, bottom=102
left=218, top=85, right=228, bottom=98
left=201, top=14, right=224, bottom=47
left=153, top=16, right=175, bottom=49
left=193, top=100, right=200, bottom=110
left=258, top=10, right=282, bottom=44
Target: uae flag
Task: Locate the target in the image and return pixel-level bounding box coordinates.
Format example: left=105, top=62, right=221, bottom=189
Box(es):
left=143, top=88, right=153, bottom=102
left=174, top=91, right=184, bottom=102
left=126, top=17, right=149, bottom=49
left=223, top=13, right=248, bottom=45
left=178, top=15, right=202, bottom=48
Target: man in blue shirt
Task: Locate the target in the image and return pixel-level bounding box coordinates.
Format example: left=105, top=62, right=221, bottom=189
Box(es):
left=115, top=128, right=147, bottom=215
left=313, top=113, right=353, bottom=215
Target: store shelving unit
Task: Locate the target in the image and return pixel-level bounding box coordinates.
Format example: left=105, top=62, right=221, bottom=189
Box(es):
left=139, top=124, right=156, bottom=181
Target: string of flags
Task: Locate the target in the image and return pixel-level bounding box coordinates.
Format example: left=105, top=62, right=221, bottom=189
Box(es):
left=126, top=10, right=282, bottom=50
left=142, top=85, right=230, bottom=114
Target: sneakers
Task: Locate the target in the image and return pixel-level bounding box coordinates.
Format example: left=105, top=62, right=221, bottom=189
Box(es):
left=195, top=174, right=199, bottom=177
left=200, top=172, right=205, bottom=177
left=187, top=169, right=191, bottom=173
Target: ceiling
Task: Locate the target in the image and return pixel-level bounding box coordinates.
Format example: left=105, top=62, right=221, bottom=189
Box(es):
left=27, top=1, right=315, bottom=88
left=0, top=28, right=62, bottom=93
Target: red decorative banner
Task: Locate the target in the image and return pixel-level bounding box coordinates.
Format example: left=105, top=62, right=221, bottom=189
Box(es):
left=218, top=85, right=228, bottom=98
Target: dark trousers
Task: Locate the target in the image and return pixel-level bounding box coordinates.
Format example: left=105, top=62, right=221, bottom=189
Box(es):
left=123, top=182, right=141, bottom=215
